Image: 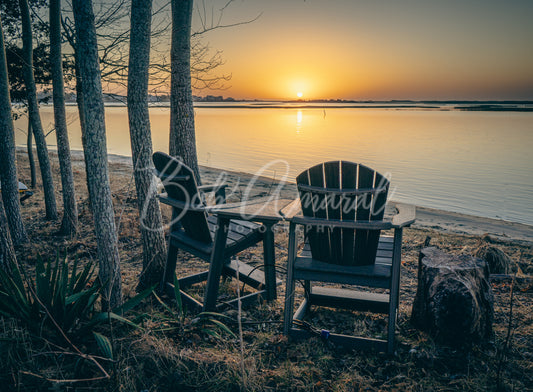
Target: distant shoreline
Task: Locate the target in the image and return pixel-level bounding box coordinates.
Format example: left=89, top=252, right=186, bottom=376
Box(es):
left=45, top=100, right=533, bottom=112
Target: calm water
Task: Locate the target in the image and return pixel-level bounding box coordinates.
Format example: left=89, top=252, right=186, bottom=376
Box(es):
left=13, top=104, right=533, bottom=225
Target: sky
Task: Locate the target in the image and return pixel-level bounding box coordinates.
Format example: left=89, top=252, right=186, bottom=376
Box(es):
left=187, top=0, right=533, bottom=101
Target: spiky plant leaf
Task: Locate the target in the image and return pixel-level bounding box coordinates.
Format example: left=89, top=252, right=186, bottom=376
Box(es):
left=199, top=318, right=236, bottom=338
left=73, top=260, right=94, bottom=293
left=93, top=332, right=113, bottom=360
left=67, top=257, right=79, bottom=295
left=113, top=284, right=155, bottom=314
left=152, top=290, right=177, bottom=316
left=91, top=312, right=142, bottom=329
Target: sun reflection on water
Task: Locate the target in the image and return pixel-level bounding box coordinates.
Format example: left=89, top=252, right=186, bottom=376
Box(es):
left=296, top=110, right=303, bottom=133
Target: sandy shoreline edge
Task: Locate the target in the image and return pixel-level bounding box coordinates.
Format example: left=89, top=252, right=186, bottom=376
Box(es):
left=18, top=149, right=533, bottom=243
left=105, top=151, right=533, bottom=243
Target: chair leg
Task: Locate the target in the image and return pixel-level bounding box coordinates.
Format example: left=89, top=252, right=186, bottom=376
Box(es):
left=262, top=223, right=277, bottom=301
left=204, top=217, right=230, bottom=311
left=387, top=227, right=403, bottom=354
left=160, top=240, right=178, bottom=292
left=387, top=289, right=398, bottom=355
left=303, top=280, right=311, bottom=299
left=283, top=223, right=297, bottom=335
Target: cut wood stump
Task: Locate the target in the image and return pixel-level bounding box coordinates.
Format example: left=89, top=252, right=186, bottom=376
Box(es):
left=474, top=244, right=512, bottom=274
left=411, top=247, right=494, bottom=347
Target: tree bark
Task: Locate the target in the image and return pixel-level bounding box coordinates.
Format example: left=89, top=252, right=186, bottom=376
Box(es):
left=0, top=197, right=17, bottom=271
left=127, top=0, right=167, bottom=291
left=18, top=0, right=58, bottom=220
left=0, top=14, right=28, bottom=246
left=74, top=47, right=87, bottom=145
left=169, top=0, right=201, bottom=182
left=411, top=247, right=494, bottom=348
left=72, top=0, right=122, bottom=309
left=50, top=0, right=78, bottom=236
left=26, top=121, right=36, bottom=188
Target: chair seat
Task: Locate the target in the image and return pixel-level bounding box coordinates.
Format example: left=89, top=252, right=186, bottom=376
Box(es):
left=169, top=215, right=264, bottom=259
left=294, top=236, right=394, bottom=288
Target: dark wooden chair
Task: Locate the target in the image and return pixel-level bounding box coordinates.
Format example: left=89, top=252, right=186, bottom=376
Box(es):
left=153, top=151, right=278, bottom=312
left=282, top=161, right=415, bottom=354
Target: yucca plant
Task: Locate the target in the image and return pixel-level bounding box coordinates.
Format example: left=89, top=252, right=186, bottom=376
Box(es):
left=0, top=254, right=99, bottom=334
left=0, top=254, right=155, bottom=360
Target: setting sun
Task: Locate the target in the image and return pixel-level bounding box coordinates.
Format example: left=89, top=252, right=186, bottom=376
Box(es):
left=297, top=92, right=303, bottom=98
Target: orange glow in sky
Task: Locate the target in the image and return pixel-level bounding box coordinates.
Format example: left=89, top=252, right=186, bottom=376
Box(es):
left=188, top=0, right=533, bottom=101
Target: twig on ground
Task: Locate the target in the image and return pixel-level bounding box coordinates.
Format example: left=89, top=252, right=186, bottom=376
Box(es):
left=495, top=272, right=516, bottom=390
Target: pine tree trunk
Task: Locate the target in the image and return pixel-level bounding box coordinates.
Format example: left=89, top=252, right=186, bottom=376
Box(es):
left=74, top=48, right=87, bottom=146
left=72, top=0, right=122, bottom=309
left=27, top=122, right=36, bottom=188
left=73, top=47, right=91, bottom=202
left=0, top=14, right=28, bottom=246
left=50, top=0, right=78, bottom=236
left=169, top=0, right=201, bottom=182
left=127, top=0, right=167, bottom=291
left=18, top=0, right=58, bottom=220
left=0, top=197, right=17, bottom=271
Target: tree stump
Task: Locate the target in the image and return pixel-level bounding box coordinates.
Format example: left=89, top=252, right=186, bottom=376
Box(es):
left=411, top=247, right=494, bottom=347
left=474, top=244, right=512, bottom=274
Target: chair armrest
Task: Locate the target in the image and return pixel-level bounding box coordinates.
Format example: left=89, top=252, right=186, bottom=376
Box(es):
left=198, top=184, right=227, bottom=204
left=279, top=198, right=301, bottom=220
left=391, top=203, right=416, bottom=228
left=205, top=200, right=250, bottom=212
left=290, top=215, right=393, bottom=230
left=157, top=194, right=207, bottom=212
left=207, top=197, right=291, bottom=222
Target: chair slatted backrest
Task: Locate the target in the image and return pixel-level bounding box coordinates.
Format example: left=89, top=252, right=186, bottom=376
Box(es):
left=296, top=161, right=389, bottom=266
left=153, top=152, right=212, bottom=244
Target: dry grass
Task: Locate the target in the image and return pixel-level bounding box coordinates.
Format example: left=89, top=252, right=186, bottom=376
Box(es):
left=2, top=150, right=532, bottom=391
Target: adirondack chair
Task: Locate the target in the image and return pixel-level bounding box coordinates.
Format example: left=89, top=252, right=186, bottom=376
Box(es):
left=282, top=161, right=415, bottom=354
left=153, top=151, right=277, bottom=312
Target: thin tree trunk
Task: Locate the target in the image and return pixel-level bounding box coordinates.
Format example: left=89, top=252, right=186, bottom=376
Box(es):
left=127, top=0, right=167, bottom=291
left=74, top=48, right=87, bottom=144
left=26, top=121, right=36, bottom=188
left=18, top=0, right=58, bottom=220
left=0, top=197, right=17, bottom=271
left=0, top=14, right=28, bottom=246
left=169, top=0, right=201, bottom=182
left=50, top=0, right=78, bottom=236
left=72, top=0, right=122, bottom=309
left=73, top=46, right=93, bottom=205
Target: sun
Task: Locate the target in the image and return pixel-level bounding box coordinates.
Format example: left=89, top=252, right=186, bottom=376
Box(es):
left=297, top=92, right=303, bottom=98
